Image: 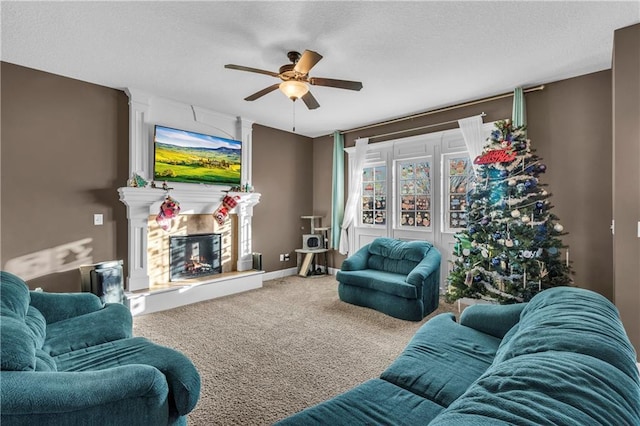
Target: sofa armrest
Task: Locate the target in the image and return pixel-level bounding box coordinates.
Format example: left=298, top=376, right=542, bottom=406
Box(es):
left=0, top=366, right=170, bottom=425
left=341, top=244, right=371, bottom=271
left=459, top=303, right=526, bottom=339
left=29, top=291, right=103, bottom=324
left=406, top=249, right=441, bottom=287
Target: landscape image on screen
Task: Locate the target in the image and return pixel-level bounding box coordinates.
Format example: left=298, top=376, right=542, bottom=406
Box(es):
left=154, top=125, right=241, bottom=185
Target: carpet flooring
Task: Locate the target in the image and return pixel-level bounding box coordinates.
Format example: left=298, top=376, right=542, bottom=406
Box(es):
left=133, top=274, right=458, bottom=425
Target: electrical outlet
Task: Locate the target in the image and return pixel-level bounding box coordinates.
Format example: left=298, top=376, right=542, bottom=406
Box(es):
left=279, top=254, right=285, bottom=261
left=93, top=214, right=103, bottom=226
left=284, top=253, right=290, bottom=261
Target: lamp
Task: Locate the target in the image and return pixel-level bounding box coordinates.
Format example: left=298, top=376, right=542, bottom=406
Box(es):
left=279, top=80, right=309, bottom=100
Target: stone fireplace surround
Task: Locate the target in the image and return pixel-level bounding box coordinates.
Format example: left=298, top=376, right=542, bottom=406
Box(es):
left=118, top=89, right=262, bottom=314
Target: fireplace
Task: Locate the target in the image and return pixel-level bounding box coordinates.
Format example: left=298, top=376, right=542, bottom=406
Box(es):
left=118, top=89, right=260, bottom=293
left=169, top=233, right=222, bottom=281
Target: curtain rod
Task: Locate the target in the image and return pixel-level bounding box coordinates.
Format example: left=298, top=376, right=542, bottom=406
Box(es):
left=337, top=84, right=545, bottom=136
left=367, top=115, right=484, bottom=141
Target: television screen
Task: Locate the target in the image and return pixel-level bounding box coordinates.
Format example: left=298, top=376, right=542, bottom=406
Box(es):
left=153, top=125, right=242, bottom=185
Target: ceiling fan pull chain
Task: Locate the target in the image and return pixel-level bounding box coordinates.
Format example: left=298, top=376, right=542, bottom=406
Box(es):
left=292, top=100, right=296, bottom=132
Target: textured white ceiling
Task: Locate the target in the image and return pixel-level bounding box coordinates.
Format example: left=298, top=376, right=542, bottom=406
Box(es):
left=2, top=1, right=638, bottom=138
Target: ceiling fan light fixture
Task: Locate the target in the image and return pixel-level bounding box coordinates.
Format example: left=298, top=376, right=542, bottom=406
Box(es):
left=279, top=80, right=309, bottom=100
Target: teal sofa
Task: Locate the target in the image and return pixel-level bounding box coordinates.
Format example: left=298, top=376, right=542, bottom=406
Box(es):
left=336, top=238, right=441, bottom=321
left=0, top=271, right=200, bottom=425
left=276, top=286, right=640, bottom=425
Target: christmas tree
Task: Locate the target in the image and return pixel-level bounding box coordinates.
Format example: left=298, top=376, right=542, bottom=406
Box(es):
left=446, top=120, right=572, bottom=303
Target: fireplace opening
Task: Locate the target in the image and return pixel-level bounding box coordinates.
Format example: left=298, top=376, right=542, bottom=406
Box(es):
left=169, top=233, right=222, bottom=281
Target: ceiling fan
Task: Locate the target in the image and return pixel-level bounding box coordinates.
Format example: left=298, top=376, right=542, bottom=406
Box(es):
left=225, top=50, right=363, bottom=110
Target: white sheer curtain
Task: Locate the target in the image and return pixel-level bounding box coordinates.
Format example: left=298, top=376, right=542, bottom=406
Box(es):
left=458, top=115, right=485, bottom=173
left=339, top=137, right=369, bottom=255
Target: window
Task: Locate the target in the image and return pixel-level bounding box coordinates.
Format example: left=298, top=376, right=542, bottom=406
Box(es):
left=361, top=165, right=387, bottom=226
left=397, top=159, right=432, bottom=229
left=443, top=153, right=473, bottom=232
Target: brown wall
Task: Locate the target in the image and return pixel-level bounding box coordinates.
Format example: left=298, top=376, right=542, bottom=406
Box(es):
left=251, top=124, right=313, bottom=272
left=313, top=71, right=614, bottom=298
left=612, top=23, right=640, bottom=354
left=1, top=62, right=129, bottom=292
left=0, top=62, right=313, bottom=291
left=0, top=61, right=619, bottom=304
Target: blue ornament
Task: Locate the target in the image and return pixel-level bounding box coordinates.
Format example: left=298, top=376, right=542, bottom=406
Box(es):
left=538, top=164, right=547, bottom=173
left=473, top=275, right=482, bottom=282
left=491, top=257, right=500, bottom=266
left=493, top=232, right=502, bottom=240
left=499, top=170, right=508, bottom=178
left=469, top=226, right=477, bottom=235
left=536, top=201, right=544, bottom=209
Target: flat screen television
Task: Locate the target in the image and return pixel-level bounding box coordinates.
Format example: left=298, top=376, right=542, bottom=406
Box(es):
left=153, top=125, right=242, bottom=185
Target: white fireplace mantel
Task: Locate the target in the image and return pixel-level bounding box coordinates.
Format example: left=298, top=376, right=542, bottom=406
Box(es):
left=118, top=186, right=261, bottom=292
left=120, top=89, right=259, bottom=293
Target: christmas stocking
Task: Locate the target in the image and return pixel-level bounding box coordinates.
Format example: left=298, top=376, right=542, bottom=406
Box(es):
left=213, top=195, right=240, bottom=225
left=156, top=196, right=181, bottom=231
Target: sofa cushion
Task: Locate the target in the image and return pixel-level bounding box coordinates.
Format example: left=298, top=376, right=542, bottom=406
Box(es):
left=25, top=306, right=47, bottom=348
left=368, top=238, right=433, bottom=262
left=336, top=270, right=418, bottom=299
left=35, top=348, right=57, bottom=371
left=431, top=351, right=640, bottom=426
left=494, top=286, right=638, bottom=380
left=381, top=313, right=500, bottom=407
left=367, top=239, right=432, bottom=275
left=0, top=271, right=30, bottom=319
left=43, top=303, right=133, bottom=357
left=1, top=316, right=37, bottom=371
left=275, top=378, right=445, bottom=425
left=55, top=336, right=200, bottom=416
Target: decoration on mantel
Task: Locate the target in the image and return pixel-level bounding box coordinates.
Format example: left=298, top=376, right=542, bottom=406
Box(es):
left=213, top=195, right=240, bottom=226
left=128, top=173, right=149, bottom=188
left=156, top=196, right=181, bottom=231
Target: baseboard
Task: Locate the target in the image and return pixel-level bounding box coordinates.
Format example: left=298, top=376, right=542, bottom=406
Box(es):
left=262, top=267, right=298, bottom=281
left=263, top=267, right=337, bottom=282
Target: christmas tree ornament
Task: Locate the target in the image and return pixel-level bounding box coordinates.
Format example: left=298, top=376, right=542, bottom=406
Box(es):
left=508, top=179, right=517, bottom=186
left=511, top=209, right=521, bottom=218
left=554, top=223, right=564, bottom=232
left=521, top=215, right=531, bottom=223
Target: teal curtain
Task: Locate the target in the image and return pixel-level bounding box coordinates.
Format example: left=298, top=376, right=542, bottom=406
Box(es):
left=512, top=87, right=526, bottom=127
left=331, top=131, right=344, bottom=250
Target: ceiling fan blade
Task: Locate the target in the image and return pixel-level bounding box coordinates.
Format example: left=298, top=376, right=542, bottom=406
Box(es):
left=225, top=64, right=280, bottom=78
left=309, top=77, right=363, bottom=91
left=301, top=91, right=320, bottom=110
left=294, top=50, right=323, bottom=74
left=244, top=84, right=280, bottom=101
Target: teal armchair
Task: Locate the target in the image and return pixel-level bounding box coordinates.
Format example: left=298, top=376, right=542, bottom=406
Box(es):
left=336, top=238, right=441, bottom=321
left=0, top=271, right=200, bottom=425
